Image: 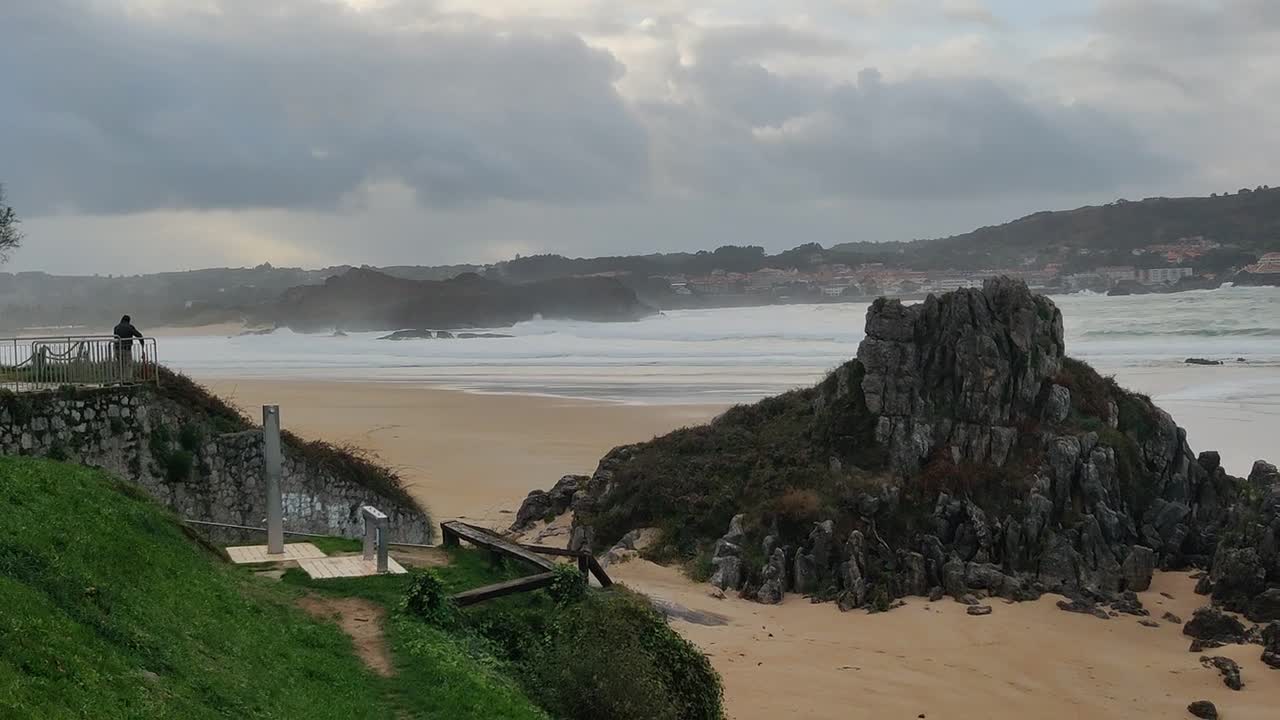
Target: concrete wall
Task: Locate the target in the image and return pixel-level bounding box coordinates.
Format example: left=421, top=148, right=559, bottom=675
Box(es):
left=0, top=386, right=431, bottom=543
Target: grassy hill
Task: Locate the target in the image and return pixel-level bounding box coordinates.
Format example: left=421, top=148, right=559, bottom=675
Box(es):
left=0, top=456, right=543, bottom=719
left=832, top=187, right=1280, bottom=270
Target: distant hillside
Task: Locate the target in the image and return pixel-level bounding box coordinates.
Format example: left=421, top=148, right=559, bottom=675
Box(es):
left=269, top=268, right=655, bottom=332
left=832, top=187, right=1280, bottom=270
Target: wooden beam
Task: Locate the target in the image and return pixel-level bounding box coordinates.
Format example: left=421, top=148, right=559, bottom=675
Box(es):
left=587, top=555, right=613, bottom=588
left=440, top=521, right=555, bottom=572
left=520, top=544, right=588, bottom=558
left=452, top=572, right=557, bottom=606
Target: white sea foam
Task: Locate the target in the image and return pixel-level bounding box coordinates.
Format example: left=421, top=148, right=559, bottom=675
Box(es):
left=161, top=286, right=1280, bottom=402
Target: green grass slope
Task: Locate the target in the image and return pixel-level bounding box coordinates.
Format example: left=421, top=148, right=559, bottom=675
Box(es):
left=0, top=457, right=542, bottom=719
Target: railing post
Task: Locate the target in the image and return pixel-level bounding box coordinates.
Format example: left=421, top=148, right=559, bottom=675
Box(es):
left=263, top=405, right=285, bottom=555
left=361, top=506, right=390, bottom=573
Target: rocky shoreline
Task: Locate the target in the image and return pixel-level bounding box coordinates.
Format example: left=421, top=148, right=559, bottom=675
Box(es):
left=512, top=278, right=1280, bottom=681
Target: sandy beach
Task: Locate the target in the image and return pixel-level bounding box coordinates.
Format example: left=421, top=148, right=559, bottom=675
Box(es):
left=202, top=379, right=723, bottom=526
left=195, top=374, right=1280, bottom=720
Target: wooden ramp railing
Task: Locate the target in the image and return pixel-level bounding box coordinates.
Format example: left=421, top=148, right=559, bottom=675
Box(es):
left=440, top=521, right=612, bottom=606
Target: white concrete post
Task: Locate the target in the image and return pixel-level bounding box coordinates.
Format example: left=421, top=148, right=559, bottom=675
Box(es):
left=361, top=505, right=389, bottom=574
left=263, top=405, right=284, bottom=555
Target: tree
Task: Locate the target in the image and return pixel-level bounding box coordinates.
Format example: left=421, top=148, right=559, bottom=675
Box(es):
left=0, top=184, right=21, bottom=262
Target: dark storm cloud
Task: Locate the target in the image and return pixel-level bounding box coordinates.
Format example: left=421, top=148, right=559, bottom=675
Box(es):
left=1, top=0, right=649, bottom=214
left=2, top=0, right=1176, bottom=229
left=657, top=30, right=1176, bottom=202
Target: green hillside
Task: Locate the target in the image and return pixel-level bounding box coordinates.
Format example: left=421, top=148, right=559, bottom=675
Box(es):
left=0, top=457, right=543, bottom=719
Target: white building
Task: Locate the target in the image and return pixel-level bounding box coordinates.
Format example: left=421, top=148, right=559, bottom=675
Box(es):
left=1139, top=267, right=1194, bottom=285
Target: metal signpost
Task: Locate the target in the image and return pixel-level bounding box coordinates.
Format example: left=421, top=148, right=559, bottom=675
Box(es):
left=263, top=405, right=285, bottom=556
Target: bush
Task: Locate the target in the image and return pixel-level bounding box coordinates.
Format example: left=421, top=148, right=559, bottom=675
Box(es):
left=177, top=423, right=203, bottom=453
left=548, top=563, right=586, bottom=606
left=404, top=570, right=457, bottom=627
left=165, top=450, right=193, bottom=483
left=773, top=488, right=822, bottom=523
left=518, top=591, right=723, bottom=720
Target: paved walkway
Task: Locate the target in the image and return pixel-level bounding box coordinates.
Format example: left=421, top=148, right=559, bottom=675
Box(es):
left=226, top=542, right=327, bottom=564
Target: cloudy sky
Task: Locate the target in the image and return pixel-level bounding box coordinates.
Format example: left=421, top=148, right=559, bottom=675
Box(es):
left=3, top=0, right=1277, bottom=274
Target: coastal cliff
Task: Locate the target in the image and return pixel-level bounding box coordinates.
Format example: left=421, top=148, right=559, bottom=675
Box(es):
left=517, top=279, right=1278, bottom=627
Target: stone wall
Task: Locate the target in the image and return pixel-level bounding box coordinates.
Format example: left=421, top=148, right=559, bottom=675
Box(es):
left=0, top=385, right=431, bottom=543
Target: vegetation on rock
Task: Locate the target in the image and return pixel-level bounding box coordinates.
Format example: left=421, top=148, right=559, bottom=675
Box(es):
left=547, top=279, right=1277, bottom=614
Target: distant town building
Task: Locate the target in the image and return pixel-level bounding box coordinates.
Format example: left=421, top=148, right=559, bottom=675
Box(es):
left=1096, top=266, right=1137, bottom=283
left=1244, top=252, right=1280, bottom=275
left=821, top=285, right=848, bottom=297
left=1139, top=267, right=1194, bottom=285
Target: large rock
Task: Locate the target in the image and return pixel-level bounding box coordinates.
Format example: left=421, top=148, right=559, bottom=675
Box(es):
left=1248, top=588, right=1280, bottom=623
left=1262, top=622, right=1280, bottom=669
left=858, top=277, right=1064, bottom=475
left=1120, top=546, right=1156, bottom=592
left=709, top=556, right=742, bottom=592
left=757, top=548, right=788, bottom=604
left=1182, top=607, right=1247, bottom=644
left=510, top=474, right=585, bottom=531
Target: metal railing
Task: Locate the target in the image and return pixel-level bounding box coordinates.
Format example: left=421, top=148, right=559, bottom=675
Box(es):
left=0, top=335, right=159, bottom=392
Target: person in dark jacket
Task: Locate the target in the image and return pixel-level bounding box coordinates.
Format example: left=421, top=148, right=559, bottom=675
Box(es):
left=113, top=315, right=143, bottom=378
left=114, top=315, right=142, bottom=343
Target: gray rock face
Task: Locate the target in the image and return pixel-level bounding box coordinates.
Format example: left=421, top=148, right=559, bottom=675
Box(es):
left=1043, top=384, right=1072, bottom=425
left=1262, top=622, right=1280, bottom=669
left=1120, top=546, right=1156, bottom=592
left=709, top=556, right=742, bottom=592
left=757, top=548, right=788, bottom=604
left=1248, top=588, right=1280, bottom=623
left=859, top=277, right=1063, bottom=476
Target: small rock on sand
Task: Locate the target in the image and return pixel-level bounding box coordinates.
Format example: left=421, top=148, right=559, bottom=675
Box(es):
left=967, top=605, right=993, bottom=616
left=1187, top=700, right=1218, bottom=719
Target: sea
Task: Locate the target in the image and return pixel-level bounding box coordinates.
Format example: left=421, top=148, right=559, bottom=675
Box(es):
left=162, top=286, right=1280, bottom=475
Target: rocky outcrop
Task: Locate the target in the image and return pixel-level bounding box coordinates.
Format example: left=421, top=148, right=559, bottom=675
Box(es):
left=529, top=279, right=1276, bottom=614
left=1262, top=622, right=1280, bottom=669
left=511, top=475, right=585, bottom=531
left=858, top=278, right=1064, bottom=476
left=1182, top=607, right=1247, bottom=644
left=1203, top=460, right=1280, bottom=620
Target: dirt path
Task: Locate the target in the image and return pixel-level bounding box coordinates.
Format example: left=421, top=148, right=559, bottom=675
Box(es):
left=297, top=595, right=395, bottom=677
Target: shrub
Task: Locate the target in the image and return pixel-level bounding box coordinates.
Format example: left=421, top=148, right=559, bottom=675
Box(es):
left=519, top=591, right=723, bottom=720
left=178, top=423, right=203, bottom=453
left=548, top=563, right=587, bottom=606
left=773, top=488, right=822, bottom=523
left=403, top=570, right=457, bottom=627
left=165, top=450, right=193, bottom=483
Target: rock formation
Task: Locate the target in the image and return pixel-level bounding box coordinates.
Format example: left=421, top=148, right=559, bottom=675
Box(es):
left=521, top=278, right=1278, bottom=617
